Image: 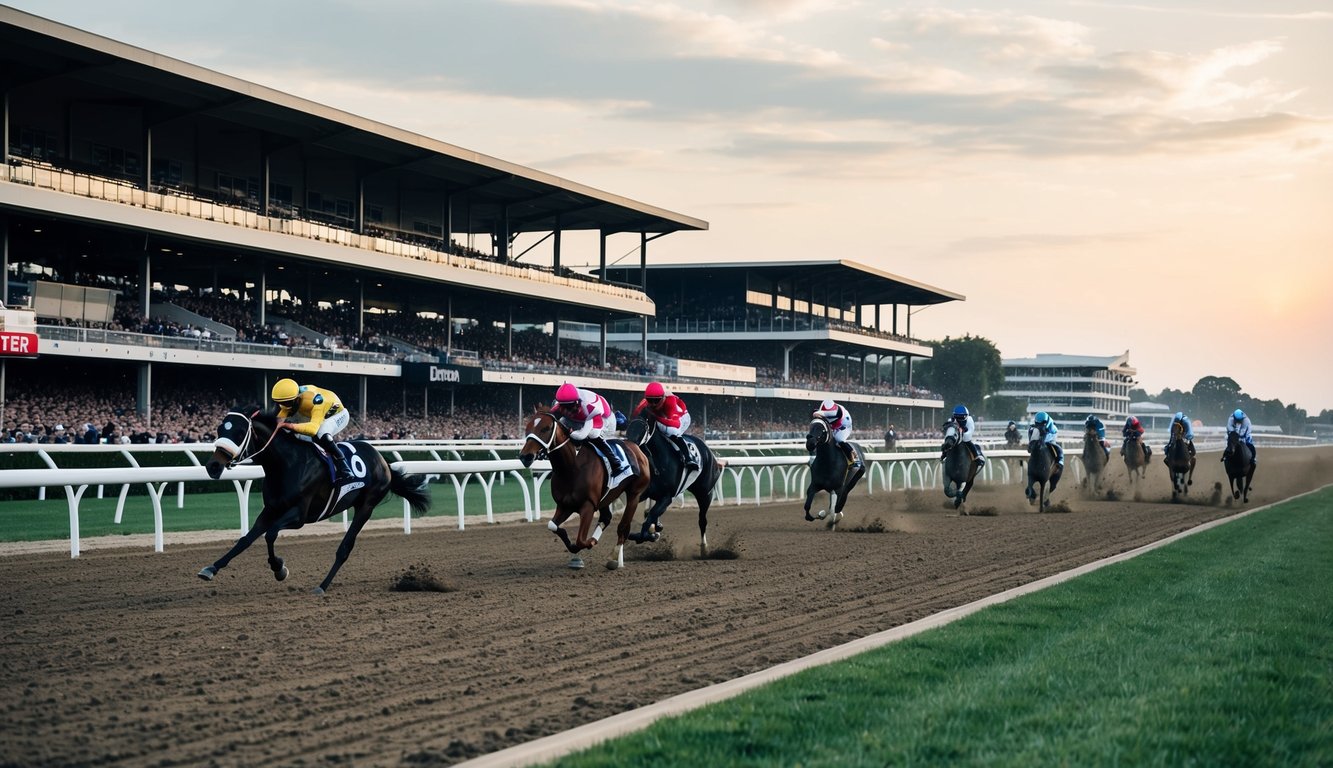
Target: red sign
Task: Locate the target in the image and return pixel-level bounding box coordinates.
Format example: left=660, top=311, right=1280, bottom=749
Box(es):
left=0, top=331, right=39, bottom=357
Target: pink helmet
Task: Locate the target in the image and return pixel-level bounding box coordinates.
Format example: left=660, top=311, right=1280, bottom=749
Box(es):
left=645, top=381, right=666, bottom=400
left=555, top=382, right=579, bottom=403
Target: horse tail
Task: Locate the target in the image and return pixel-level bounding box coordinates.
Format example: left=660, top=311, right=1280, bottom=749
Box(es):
left=389, top=468, right=432, bottom=516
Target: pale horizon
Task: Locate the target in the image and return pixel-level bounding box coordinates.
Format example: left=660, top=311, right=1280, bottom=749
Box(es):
left=11, top=0, right=1332, bottom=414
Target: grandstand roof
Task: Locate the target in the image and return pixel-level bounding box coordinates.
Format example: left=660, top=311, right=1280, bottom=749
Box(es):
left=0, top=7, right=707, bottom=238
left=1003, top=352, right=1135, bottom=371
left=605, top=259, right=964, bottom=306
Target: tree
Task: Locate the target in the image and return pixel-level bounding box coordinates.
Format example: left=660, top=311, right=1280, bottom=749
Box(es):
left=1191, top=376, right=1243, bottom=422
left=981, top=394, right=1026, bottom=422
left=914, top=335, right=1005, bottom=410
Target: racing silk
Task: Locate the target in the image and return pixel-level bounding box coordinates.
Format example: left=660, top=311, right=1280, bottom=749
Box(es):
left=1087, top=417, right=1106, bottom=440
left=953, top=414, right=978, bottom=443
left=633, top=394, right=688, bottom=430
left=1171, top=416, right=1195, bottom=441
left=1123, top=421, right=1146, bottom=440
left=813, top=403, right=853, bottom=444
left=1029, top=420, right=1059, bottom=445
left=553, top=387, right=613, bottom=441
left=276, top=384, right=347, bottom=439
left=1227, top=414, right=1254, bottom=444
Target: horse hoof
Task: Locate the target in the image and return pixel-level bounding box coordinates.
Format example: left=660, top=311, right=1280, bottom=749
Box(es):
left=567, top=557, right=585, bottom=570
left=605, top=560, right=621, bottom=571
left=804, top=513, right=815, bottom=522
left=312, top=586, right=326, bottom=596
left=275, top=566, right=289, bottom=582
left=816, top=509, right=827, bottom=520
left=197, top=566, right=217, bottom=581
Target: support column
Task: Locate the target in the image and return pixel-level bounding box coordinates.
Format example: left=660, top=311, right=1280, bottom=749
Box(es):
left=137, top=362, right=152, bottom=423
left=143, top=127, right=152, bottom=191
left=599, top=316, right=608, bottom=368
left=553, top=309, right=561, bottom=362
left=506, top=304, right=513, bottom=358
left=140, top=252, right=151, bottom=323
left=359, top=376, right=367, bottom=423
left=445, top=295, right=453, bottom=357
left=1, top=216, right=8, bottom=308
left=256, top=265, right=267, bottom=326
left=599, top=231, right=607, bottom=282
left=553, top=215, right=561, bottom=272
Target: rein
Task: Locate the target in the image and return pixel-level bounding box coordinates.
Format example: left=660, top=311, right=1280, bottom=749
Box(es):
left=525, top=414, right=572, bottom=460
left=220, top=410, right=280, bottom=468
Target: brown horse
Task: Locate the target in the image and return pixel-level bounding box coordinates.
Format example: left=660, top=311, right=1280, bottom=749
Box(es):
left=1165, top=420, right=1196, bottom=501
left=1122, top=432, right=1149, bottom=488
left=1081, top=427, right=1108, bottom=494
left=519, top=405, right=651, bottom=570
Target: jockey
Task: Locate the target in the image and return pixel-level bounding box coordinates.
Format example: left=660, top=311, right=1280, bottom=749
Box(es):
left=271, top=377, right=353, bottom=486
left=1122, top=416, right=1151, bottom=461
left=1223, top=408, right=1257, bottom=466
left=1164, top=411, right=1196, bottom=462
left=1084, top=414, right=1111, bottom=460
left=1029, top=412, right=1064, bottom=467
left=813, top=398, right=861, bottom=470
left=942, top=404, right=986, bottom=466
left=633, top=381, right=698, bottom=472
left=552, top=382, right=631, bottom=484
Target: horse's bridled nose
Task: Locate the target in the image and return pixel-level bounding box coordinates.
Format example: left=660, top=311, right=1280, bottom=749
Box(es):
left=519, top=454, right=533, bottom=468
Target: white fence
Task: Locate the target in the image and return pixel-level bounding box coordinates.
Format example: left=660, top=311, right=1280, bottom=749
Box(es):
left=1, top=435, right=1310, bottom=558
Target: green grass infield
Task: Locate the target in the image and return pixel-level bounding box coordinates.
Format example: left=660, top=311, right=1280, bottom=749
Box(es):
left=553, top=488, right=1333, bottom=767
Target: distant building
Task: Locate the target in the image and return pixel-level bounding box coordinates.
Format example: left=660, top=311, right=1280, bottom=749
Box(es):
left=1129, top=401, right=1175, bottom=431
left=998, top=351, right=1137, bottom=429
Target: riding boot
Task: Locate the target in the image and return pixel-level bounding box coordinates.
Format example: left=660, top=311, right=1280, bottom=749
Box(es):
left=842, top=442, right=862, bottom=470
left=1250, top=444, right=1258, bottom=466
left=671, top=435, right=699, bottom=471
left=591, top=435, right=628, bottom=477
left=1187, top=441, right=1196, bottom=459
left=968, top=442, right=986, bottom=466
left=318, top=434, right=353, bottom=485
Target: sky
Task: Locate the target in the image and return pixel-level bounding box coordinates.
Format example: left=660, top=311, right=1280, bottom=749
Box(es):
left=12, top=0, right=1333, bottom=414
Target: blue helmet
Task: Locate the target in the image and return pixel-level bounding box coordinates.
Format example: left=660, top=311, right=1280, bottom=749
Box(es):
left=1085, top=414, right=1097, bottom=425
left=1035, top=412, right=1050, bottom=425
left=1233, top=409, right=1246, bottom=422
left=1174, top=411, right=1184, bottom=421
left=953, top=405, right=969, bottom=417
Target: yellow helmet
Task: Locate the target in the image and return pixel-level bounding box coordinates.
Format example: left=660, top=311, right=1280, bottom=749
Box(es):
left=271, top=378, right=300, bottom=402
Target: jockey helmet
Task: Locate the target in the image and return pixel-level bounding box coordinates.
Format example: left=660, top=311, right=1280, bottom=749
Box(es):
left=1035, top=412, right=1050, bottom=425
left=1007, top=421, right=1016, bottom=428
left=644, top=381, right=666, bottom=402
left=1174, top=411, right=1184, bottom=421
left=1233, top=409, right=1246, bottom=422
left=1128, top=416, right=1141, bottom=428
left=1085, top=414, right=1096, bottom=425
left=819, top=399, right=837, bottom=412
left=555, top=382, right=580, bottom=404
left=953, top=405, right=969, bottom=417
left=271, top=378, right=300, bottom=403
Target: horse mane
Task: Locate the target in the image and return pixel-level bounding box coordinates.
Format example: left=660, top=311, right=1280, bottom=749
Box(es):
left=533, top=402, right=552, bottom=415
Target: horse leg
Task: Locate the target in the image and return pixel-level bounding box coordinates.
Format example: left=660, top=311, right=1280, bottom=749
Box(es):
left=314, top=505, right=373, bottom=595
left=548, top=508, right=580, bottom=554
left=608, top=493, right=643, bottom=570
left=634, top=496, right=672, bottom=542
left=695, top=492, right=713, bottom=558
left=198, top=507, right=278, bottom=580
left=574, top=501, right=599, bottom=551
left=803, top=484, right=819, bottom=522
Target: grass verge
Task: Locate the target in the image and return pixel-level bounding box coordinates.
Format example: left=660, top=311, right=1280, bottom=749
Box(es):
left=553, top=488, right=1333, bottom=767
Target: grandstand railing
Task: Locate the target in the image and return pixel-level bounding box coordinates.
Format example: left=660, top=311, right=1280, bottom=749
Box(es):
left=35, top=324, right=397, bottom=364
left=2, top=436, right=1311, bottom=558
left=5, top=158, right=644, bottom=303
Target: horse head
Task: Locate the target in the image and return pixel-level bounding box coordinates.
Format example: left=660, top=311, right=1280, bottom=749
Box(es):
left=805, top=419, right=830, bottom=452
left=519, top=405, right=564, bottom=468
left=206, top=405, right=276, bottom=479
left=941, top=422, right=960, bottom=452
left=624, top=412, right=655, bottom=447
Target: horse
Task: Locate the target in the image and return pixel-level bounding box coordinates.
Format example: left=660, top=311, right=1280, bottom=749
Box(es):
left=1025, top=437, right=1062, bottom=510
left=518, top=405, right=651, bottom=570
left=200, top=406, right=431, bottom=594
left=1165, top=421, right=1196, bottom=501
left=1223, top=431, right=1255, bottom=503
left=1080, top=427, right=1108, bottom=494
left=1122, top=433, right=1149, bottom=487
left=802, top=419, right=866, bottom=529
left=622, top=412, right=725, bottom=558
left=940, top=421, right=980, bottom=512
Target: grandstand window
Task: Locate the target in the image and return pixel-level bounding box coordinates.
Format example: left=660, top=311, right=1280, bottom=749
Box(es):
left=366, top=205, right=384, bottom=223
left=152, top=158, right=183, bottom=190
left=12, top=127, right=60, bottom=163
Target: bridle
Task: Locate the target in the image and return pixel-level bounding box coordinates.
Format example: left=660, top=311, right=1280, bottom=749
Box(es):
left=213, top=409, right=279, bottom=468
left=627, top=414, right=656, bottom=447
left=524, top=412, right=572, bottom=461
left=807, top=418, right=830, bottom=449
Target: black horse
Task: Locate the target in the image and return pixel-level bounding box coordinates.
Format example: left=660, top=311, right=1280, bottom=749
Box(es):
left=940, top=421, right=980, bottom=512
left=1223, top=431, right=1256, bottom=503
left=200, top=406, right=431, bottom=594
left=622, top=413, right=725, bottom=557
left=802, top=419, right=866, bottom=529
left=1025, top=437, right=1062, bottom=510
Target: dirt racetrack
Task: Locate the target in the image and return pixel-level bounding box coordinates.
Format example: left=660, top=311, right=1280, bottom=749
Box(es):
left=2, top=446, right=1330, bottom=767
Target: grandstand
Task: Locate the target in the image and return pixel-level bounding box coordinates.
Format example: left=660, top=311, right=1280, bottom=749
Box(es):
left=0, top=7, right=962, bottom=442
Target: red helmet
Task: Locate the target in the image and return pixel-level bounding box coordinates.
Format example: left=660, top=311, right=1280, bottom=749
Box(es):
left=555, top=383, right=579, bottom=404
left=645, top=382, right=666, bottom=401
